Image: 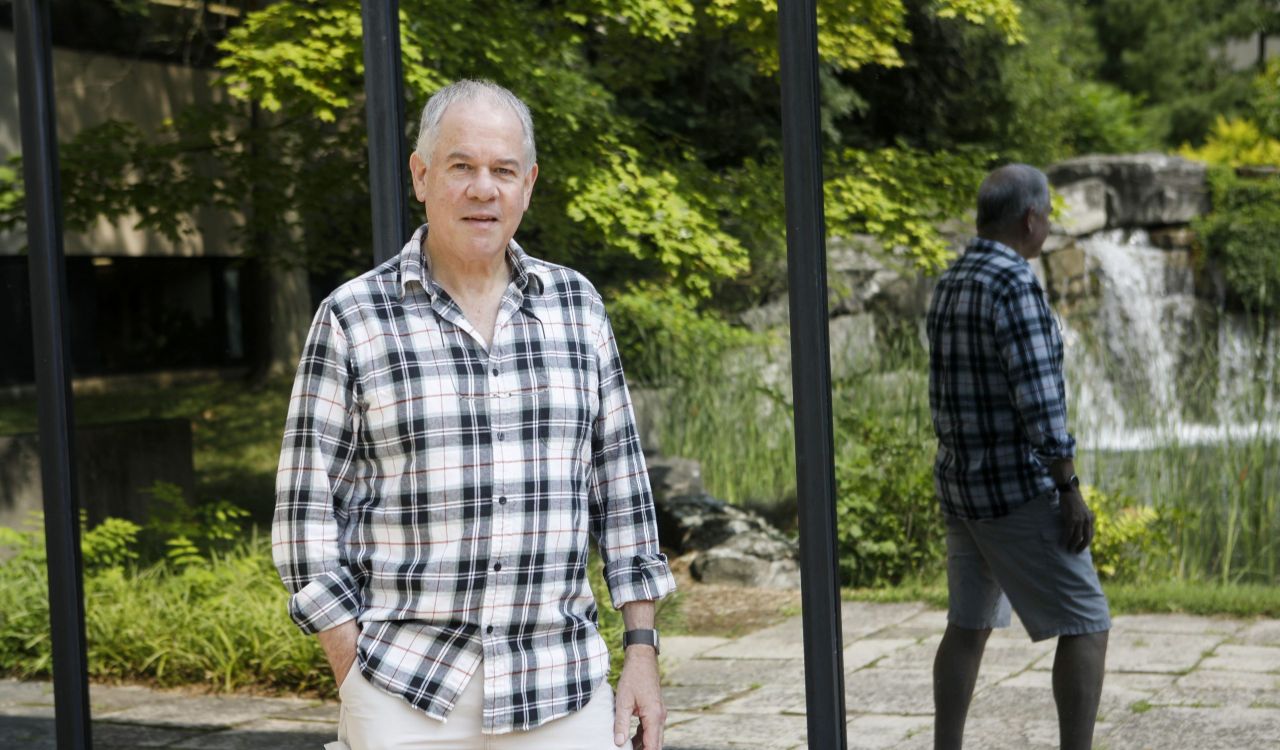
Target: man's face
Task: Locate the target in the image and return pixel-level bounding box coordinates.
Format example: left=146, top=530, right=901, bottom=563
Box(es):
left=409, top=97, right=538, bottom=265
left=1023, top=203, right=1051, bottom=258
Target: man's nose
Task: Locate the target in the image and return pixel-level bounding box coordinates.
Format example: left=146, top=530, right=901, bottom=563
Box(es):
left=467, top=169, right=499, bottom=200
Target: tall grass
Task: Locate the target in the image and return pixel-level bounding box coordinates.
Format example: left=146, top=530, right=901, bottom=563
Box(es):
left=1076, top=314, right=1280, bottom=585
left=647, top=321, right=932, bottom=515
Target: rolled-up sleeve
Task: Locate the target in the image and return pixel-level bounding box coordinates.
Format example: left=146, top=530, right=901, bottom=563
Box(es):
left=272, top=299, right=363, bottom=634
left=994, top=283, right=1076, bottom=463
left=586, top=301, right=676, bottom=609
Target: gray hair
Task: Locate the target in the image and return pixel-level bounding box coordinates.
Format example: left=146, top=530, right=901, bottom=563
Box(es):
left=976, top=163, right=1050, bottom=233
left=414, top=79, right=537, bottom=172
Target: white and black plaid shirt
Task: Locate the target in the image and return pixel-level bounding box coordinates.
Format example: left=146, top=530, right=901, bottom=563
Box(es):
left=927, top=238, right=1077, bottom=520
left=273, top=225, right=675, bottom=734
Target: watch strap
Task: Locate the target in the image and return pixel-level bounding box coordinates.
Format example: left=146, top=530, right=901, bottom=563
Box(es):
left=623, top=628, right=660, bottom=654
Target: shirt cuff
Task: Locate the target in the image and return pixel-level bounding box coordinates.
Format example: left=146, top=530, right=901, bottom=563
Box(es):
left=604, top=553, right=677, bottom=609
left=1031, top=432, right=1077, bottom=464
left=287, top=568, right=362, bottom=634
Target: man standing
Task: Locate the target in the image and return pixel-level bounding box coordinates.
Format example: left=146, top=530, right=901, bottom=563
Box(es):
left=274, top=80, right=675, bottom=750
left=926, top=164, right=1110, bottom=750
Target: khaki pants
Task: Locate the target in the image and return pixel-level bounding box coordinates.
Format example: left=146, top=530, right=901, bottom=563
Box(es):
left=327, top=664, right=617, bottom=750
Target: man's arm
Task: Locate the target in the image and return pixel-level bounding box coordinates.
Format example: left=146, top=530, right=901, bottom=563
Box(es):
left=273, top=299, right=364, bottom=660
left=317, top=619, right=360, bottom=688
left=585, top=297, right=676, bottom=749
left=614, top=600, right=664, bottom=750
left=994, top=285, right=1091, bottom=551
left=1049, top=458, right=1093, bottom=553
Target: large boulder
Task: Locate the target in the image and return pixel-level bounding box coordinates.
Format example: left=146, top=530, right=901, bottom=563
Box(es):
left=660, top=493, right=801, bottom=589
left=1047, top=154, right=1210, bottom=230
left=646, top=456, right=800, bottom=589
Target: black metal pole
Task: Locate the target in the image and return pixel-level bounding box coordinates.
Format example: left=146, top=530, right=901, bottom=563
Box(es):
left=777, top=1, right=848, bottom=748
left=361, top=0, right=410, bottom=264
left=14, top=1, right=93, bottom=749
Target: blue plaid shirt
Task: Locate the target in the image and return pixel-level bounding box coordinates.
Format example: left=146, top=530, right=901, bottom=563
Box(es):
left=926, top=238, right=1076, bottom=519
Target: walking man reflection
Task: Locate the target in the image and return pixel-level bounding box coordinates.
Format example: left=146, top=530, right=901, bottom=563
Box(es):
left=926, top=164, right=1111, bottom=750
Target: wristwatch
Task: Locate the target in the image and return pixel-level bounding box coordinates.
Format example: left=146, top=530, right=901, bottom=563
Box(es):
left=1056, top=473, right=1080, bottom=493
left=623, top=628, right=660, bottom=654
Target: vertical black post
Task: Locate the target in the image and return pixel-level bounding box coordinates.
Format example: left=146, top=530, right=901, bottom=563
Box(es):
left=777, top=1, right=848, bottom=749
left=14, top=1, right=93, bottom=749
left=361, top=0, right=409, bottom=264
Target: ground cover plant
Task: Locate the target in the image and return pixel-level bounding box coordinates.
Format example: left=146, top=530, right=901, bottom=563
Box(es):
left=0, top=500, right=652, bottom=693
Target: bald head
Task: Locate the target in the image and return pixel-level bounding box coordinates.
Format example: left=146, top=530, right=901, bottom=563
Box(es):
left=976, top=164, right=1050, bottom=236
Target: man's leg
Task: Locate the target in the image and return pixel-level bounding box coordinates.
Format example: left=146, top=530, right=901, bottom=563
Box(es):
left=1053, top=629, right=1109, bottom=750
left=933, top=623, right=992, bottom=750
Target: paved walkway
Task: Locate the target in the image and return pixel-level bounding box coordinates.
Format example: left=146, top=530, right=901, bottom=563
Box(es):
left=3, top=603, right=1279, bottom=749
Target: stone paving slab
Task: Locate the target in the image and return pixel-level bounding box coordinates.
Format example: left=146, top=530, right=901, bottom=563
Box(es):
left=100, top=693, right=295, bottom=728
left=1234, top=618, right=1280, bottom=646
left=171, top=720, right=334, bottom=750
left=842, top=638, right=917, bottom=671
left=845, top=713, right=932, bottom=749
left=1198, top=643, right=1280, bottom=673
left=3, top=604, right=1279, bottom=749
left=1064, top=630, right=1224, bottom=675
left=0, top=678, right=54, bottom=707
left=662, top=684, right=744, bottom=712
left=1100, top=705, right=1280, bottom=750
left=663, top=712, right=808, bottom=750
left=1148, top=669, right=1280, bottom=709
left=1111, top=613, right=1246, bottom=637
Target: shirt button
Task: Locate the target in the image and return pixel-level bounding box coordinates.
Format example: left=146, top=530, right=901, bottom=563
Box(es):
left=498, top=496, right=508, bottom=505
left=491, top=367, right=499, bottom=377
left=496, top=432, right=504, bottom=441
left=494, top=562, right=503, bottom=572
left=486, top=625, right=494, bottom=634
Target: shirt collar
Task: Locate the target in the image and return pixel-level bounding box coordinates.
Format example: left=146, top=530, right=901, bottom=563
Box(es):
left=398, top=224, right=546, bottom=301
left=967, top=237, right=1026, bottom=265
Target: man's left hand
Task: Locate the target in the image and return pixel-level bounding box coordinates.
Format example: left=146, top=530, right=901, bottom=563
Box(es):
left=1059, top=487, right=1095, bottom=553
left=613, top=646, right=665, bottom=750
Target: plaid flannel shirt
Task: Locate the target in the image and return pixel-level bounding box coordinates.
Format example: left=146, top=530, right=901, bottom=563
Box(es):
left=273, top=225, right=675, bottom=734
left=926, top=238, right=1076, bottom=520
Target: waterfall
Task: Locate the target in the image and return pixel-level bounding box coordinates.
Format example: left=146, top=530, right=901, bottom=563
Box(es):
left=1062, top=230, right=1280, bottom=450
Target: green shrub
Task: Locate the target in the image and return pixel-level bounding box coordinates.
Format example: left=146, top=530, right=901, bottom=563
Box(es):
left=1194, top=169, right=1280, bottom=313
left=0, top=511, right=645, bottom=693
left=833, top=413, right=942, bottom=587
left=608, top=283, right=759, bottom=387
left=1085, top=485, right=1172, bottom=582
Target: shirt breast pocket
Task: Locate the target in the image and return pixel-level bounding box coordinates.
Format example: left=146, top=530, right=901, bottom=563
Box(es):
left=537, top=336, right=597, bottom=472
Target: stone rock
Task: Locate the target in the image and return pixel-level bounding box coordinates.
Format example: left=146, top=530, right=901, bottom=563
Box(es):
left=828, top=313, right=877, bottom=380
left=739, top=297, right=790, bottom=333
left=646, top=456, right=704, bottom=502
left=1053, top=177, right=1108, bottom=235
left=628, top=387, right=669, bottom=456
left=1047, top=154, right=1209, bottom=229
left=654, top=491, right=801, bottom=589
left=690, top=540, right=802, bottom=589
left=1042, top=241, right=1091, bottom=305
left=1148, top=226, right=1197, bottom=250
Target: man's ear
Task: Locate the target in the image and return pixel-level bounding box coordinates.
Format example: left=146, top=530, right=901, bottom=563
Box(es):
left=409, top=152, right=429, bottom=202
left=522, top=163, right=539, bottom=211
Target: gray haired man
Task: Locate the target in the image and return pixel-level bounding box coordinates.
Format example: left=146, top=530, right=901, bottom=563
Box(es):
left=274, top=79, right=675, bottom=750
left=926, top=164, right=1111, bottom=749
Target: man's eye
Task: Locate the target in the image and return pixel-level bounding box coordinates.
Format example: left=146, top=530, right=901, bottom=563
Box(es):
left=451, top=163, right=471, bottom=171
left=494, top=167, right=515, bottom=177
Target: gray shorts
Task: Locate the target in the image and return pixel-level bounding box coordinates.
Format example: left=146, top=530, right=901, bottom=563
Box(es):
left=945, top=492, right=1111, bottom=641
